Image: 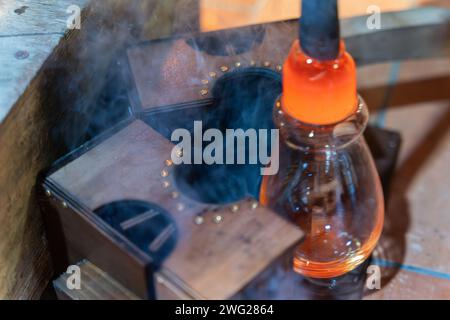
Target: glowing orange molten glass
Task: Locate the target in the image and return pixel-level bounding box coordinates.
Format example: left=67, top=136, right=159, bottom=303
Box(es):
left=282, top=40, right=357, bottom=125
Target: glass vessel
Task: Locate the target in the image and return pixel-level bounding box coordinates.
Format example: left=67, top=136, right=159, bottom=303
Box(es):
left=260, top=95, right=384, bottom=279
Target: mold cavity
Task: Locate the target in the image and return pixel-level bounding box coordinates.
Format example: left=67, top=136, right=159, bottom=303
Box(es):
left=94, top=200, right=177, bottom=266
left=174, top=68, right=282, bottom=205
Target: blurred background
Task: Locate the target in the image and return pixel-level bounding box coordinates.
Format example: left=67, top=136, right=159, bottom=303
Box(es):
left=199, top=0, right=448, bottom=30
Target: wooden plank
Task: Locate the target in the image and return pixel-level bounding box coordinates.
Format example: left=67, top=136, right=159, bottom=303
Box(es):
left=357, top=58, right=450, bottom=111
left=343, top=7, right=450, bottom=64
left=358, top=58, right=450, bottom=90
left=50, top=120, right=175, bottom=210
left=0, top=0, right=90, bottom=299
left=0, top=0, right=87, bottom=122
left=199, top=0, right=420, bottom=31
left=53, top=260, right=140, bottom=300
left=0, top=0, right=183, bottom=299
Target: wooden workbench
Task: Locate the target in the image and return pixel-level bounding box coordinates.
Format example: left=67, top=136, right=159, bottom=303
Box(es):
left=0, top=0, right=88, bottom=299
left=0, top=0, right=187, bottom=299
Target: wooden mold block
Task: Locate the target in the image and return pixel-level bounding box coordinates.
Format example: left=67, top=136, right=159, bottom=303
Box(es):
left=41, top=119, right=304, bottom=299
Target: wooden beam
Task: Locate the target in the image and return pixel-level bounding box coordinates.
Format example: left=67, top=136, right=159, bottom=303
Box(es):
left=0, top=0, right=87, bottom=122
left=343, top=7, right=450, bottom=64
left=0, top=0, right=88, bottom=299
left=0, top=0, right=181, bottom=299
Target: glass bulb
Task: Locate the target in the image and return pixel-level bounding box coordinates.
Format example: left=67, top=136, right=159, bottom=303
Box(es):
left=260, top=97, right=384, bottom=278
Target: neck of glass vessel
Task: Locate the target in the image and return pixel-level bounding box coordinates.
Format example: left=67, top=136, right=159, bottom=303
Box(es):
left=275, top=95, right=369, bottom=153
left=282, top=39, right=358, bottom=127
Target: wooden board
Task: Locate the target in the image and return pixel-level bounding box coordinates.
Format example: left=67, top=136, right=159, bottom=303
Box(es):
left=0, top=0, right=88, bottom=299
left=0, top=0, right=88, bottom=122
left=199, top=0, right=413, bottom=30
left=53, top=260, right=140, bottom=300
left=0, top=0, right=183, bottom=299
left=199, top=0, right=449, bottom=31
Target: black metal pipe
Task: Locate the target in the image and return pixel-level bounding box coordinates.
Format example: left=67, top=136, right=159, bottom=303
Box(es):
left=300, top=0, right=340, bottom=61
